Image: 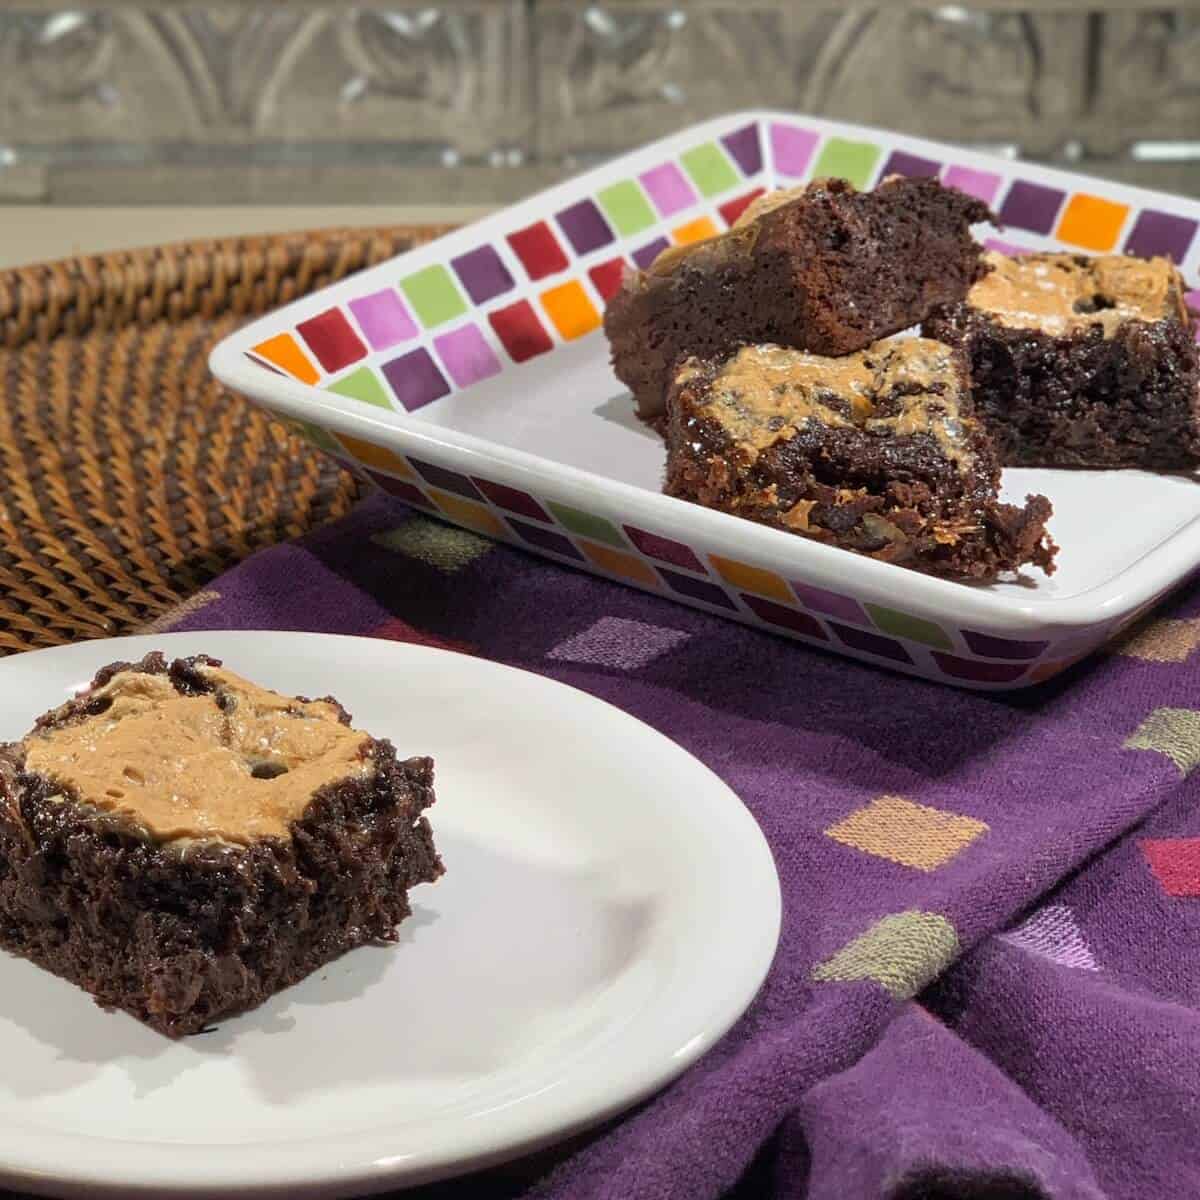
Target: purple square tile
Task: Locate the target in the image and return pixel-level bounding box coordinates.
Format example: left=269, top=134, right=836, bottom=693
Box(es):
left=998, top=180, right=1066, bottom=235
left=741, top=594, right=827, bottom=640
left=770, top=123, right=819, bottom=178
left=408, top=458, right=485, bottom=501
left=961, top=630, right=1050, bottom=661
left=658, top=567, right=737, bottom=611
left=881, top=150, right=941, bottom=179
left=721, top=122, right=763, bottom=177
left=791, top=581, right=868, bottom=625
left=555, top=199, right=615, bottom=256
left=829, top=623, right=912, bottom=664
left=933, top=652, right=1027, bottom=684
left=639, top=163, right=698, bottom=218
left=633, top=237, right=671, bottom=270
left=942, top=165, right=1003, bottom=205
left=1124, top=210, right=1198, bottom=264
left=623, top=525, right=707, bottom=573
left=507, top=518, right=585, bottom=561
left=348, top=289, right=418, bottom=351
left=381, top=348, right=451, bottom=412
left=433, top=324, right=502, bottom=388
left=450, top=245, right=515, bottom=305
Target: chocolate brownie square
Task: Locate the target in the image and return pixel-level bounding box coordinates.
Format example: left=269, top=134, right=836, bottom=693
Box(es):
left=924, top=251, right=1200, bottom=469
left=0, top=652, right=443, bottom=1037
left=664, top=339, right=1056, bottom=580
left=604, top=176, right=993, bottom=422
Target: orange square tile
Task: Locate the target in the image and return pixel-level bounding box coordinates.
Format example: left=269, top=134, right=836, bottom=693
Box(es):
left=252, top=333, right=320, bottom=384
left=826, top=795, right=988, bottom=872
left=427, top=489, right=508, bottom=539
left=1056, top=193, right=1129, bottom=252
left=708, top=554, right=793, bottom=605
left=335, top=434, right=413, bottom=478
left=580, top=540, right=660, bottom=588
left=540, top=281, right=600, bottom=341
left=672, top=216, right=720, bottom=245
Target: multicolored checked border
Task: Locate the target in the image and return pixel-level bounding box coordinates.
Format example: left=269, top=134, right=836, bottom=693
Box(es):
left=235, top=114, right=1200, bottom=690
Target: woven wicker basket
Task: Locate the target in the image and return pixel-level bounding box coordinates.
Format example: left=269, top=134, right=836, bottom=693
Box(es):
left=0, top=225, right=447, bottom=655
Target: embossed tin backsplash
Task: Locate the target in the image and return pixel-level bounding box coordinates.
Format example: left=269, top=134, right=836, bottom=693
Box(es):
left=2, top=4, right=1200, bottom=204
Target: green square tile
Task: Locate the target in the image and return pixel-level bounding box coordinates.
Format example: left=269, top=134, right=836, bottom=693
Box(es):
left=680, top=143, right=740, bottom=198
left=371, top=517, right=492, bottom=574
left=547, top=502, right=625, bottom=548
left=1125, top=708, right=1200, bottom=776
left=399, top=265, right=468, bottom=328
left=811, top=911, right=959, bottom=1000
left=864, top=604, right=953, bottom=650
left=596, top=181, right=657, bottom=238
left=326, top=366, right=392, bottom=409
left=811, top=137, right=882, bottom=189
left=286, top=418, right=342, bottom=455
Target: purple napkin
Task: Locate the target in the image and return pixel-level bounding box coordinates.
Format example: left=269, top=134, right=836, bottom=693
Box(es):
left=160, top=492, right=1200, bottom=1199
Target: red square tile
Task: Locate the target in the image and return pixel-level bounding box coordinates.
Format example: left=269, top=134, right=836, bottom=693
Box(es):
left=371, top=616, right=476, bottom=655
left=471, top=476, right=553, bottom=522
left=1141, top=838, right=1200, bottom=897
left=296, top=308, right=367, bottom=373
left=588, top=257, right=629, bottom=302
left=488, top=300, right=554, bottom=363
left=507, top=221, right=569, bottom=281
left=719, top=188, right=766, bottom=227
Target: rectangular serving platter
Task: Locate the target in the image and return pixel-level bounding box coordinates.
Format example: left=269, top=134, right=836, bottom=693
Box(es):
left=209, top=111, right=1200, bottom=690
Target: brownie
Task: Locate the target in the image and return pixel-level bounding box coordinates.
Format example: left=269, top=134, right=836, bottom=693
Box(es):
left=664, top=339, right=1057, bottom=580
left=924, top=250, right=1200, bottom=469
left=604, top=175, right=993, bottom=423
left=0, top=652, right=443, bottom=1037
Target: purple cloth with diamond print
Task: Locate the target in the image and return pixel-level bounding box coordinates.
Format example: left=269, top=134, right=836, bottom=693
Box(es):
left=158, top=492, right=1200, bottom=1200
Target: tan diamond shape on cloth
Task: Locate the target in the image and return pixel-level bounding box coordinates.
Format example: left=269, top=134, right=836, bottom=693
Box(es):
left=1111, top=618, right=1200, bottom=663
left=1125, top=708, right=1200, bottom=776
left=811, top=911, right=960, bottom=999
left=136, top=590, right=221, bottom=634
left=371, top=516, right=493, bottom=574
left=825, top=795, right=988, bottom=872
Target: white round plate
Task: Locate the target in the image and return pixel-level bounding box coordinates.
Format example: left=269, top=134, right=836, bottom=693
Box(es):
left=0, top=632, right=780, bottom=1198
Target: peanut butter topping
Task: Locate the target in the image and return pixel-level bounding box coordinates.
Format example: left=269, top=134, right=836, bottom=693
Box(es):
left=682, top=338, right=973, bottom=469
left=969, top=250, right=1184, bottom=335
left=645, top=185, right=812, bottom=278
left=24, top=666, right=371, bottom=844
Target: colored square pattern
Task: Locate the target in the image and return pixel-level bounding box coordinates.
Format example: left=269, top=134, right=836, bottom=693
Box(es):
left=811, top=911, right=959, bottom=1000
left=381, top=348, right=450, bottom=411
left=639, top=163, right=697, bottom=218
left=709, top=555, right=792, bottom=605
left=1056, top=193, right=1129, bottom=252
left=252, top=333, right=318, bottom=384
left=327, top=366, right=392, bottom=410
left=349, top=289, right=418, bottom=351
left=409, top=458, right=485, bottom=502
left=961, top=630, right=1049, bottom=661
left=864, top=604, right=952, bottom=650
left=792, top=582, right=868, bottom=626
left=941, top=165, right=1002, bottom=205
left=555, top=199, right=614, bottom=257
left=673, top=217, right=719, bottom=245
left=770, top=122, right=819, bottom=178
left=489, top=300, right=554, bottom=363
left=720, top=122, right=763, bottom=176
left=540, top=281, right=601, bottom=340
left=881, top=150, right=940, bottom=179
left=597, top=181, right=657, bottom=238
left=433, top=325, right=502, bottom=388
left=546, top=502, right=624, bottom=548
left=1003, top=905, right=1097, bottom=971
left=507, top=221, right=569, bottom=281
left=336, top=433, right=411, bottom=477
left=741, top=595, right=826, bottom=640
left=1125, top=209, right=1198, bottom=263
left=451, top=245, right=515, bottom=306
left=1125, top=708, right=1200, bottom=776
left=588, top=258, right=628, bottom=302
left=999, top=180, right=1065, bottom=234
left=624, top=526, right=706, bottom=573
left=1112, top=618, right=1200, bottom=663
left=825, top=795, right=987, bottom=872
left=633, top=238, right=671, bottom=270
left=811, top=137, right=881, bottom=189
left=400, top=266, right=467, bottom=328
left=297, top=308, right=367, bottom=373
left=427, top=489, right=509, bottom=540
left=580, top=541, right=659, bottom=588
left=367, top=473, right=434, bottom=510
left=658, top=567, right=736, bottom=611
left=1140, top=838, right=1200, bottom=897
left=472, top=477, right=552, bottom=523
left=680, top=143, right=740, bottom=198
left=932, top=653, right=1027, bottom=684
left=507, top=518, right=584, bottom=561
left=548, top=616, right=689, bottom=670
left=830, top=623, right=912, bottom=665
left=719, top=189, right=766, bottom=228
